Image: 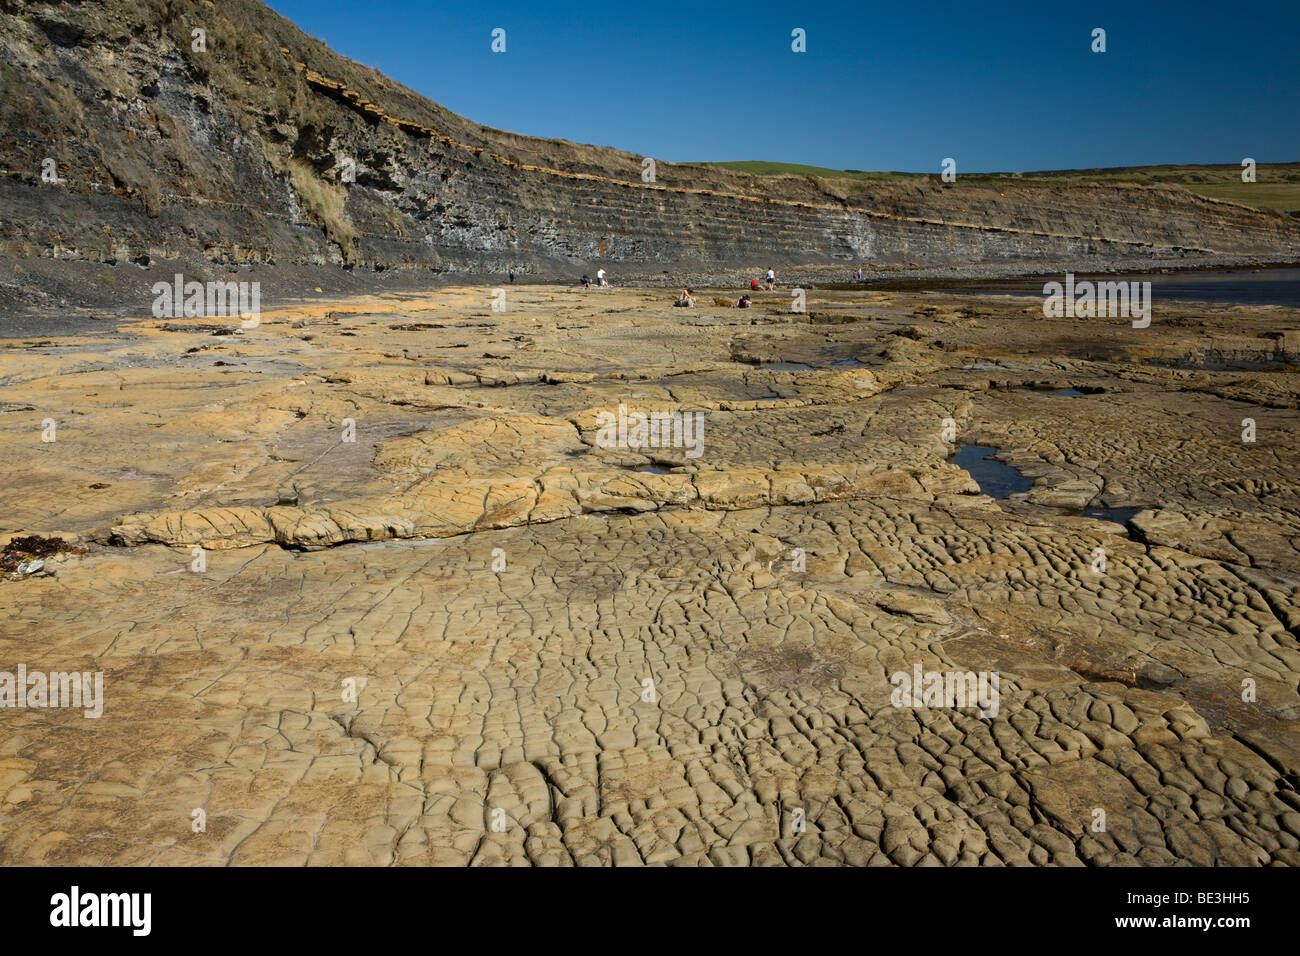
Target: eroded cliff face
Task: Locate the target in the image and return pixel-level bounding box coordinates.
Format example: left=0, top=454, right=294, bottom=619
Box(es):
left=3, top=0, right=1299, bottom=280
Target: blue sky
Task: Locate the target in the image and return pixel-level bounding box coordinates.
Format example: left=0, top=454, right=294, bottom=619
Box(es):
left=264, top=0, right=1300, bottom=173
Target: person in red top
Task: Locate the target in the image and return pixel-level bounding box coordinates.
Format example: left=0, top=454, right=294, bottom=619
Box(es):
left=750, top=277, right=759, bottom=291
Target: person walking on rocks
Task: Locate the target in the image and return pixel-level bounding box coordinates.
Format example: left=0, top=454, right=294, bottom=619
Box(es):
left=765, top=268, right=776, bottom=291
left=856, top=267, right=863, bottom=283
left=596, top=267, right=607, bottom=287
left=581, top=274, right=591, bottom=290
left=509, top=266, right=515, bottom=283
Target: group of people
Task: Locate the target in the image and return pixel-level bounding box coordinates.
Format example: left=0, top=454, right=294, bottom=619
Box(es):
left=566, top=264, right=869, bottom=301
left=579, top=268, right=609, bottom=290
left=675, top=289, right=753, bottom=308
left=537, top=264, right=870, bottom=291
left=673, top=267, right=781, bottom=308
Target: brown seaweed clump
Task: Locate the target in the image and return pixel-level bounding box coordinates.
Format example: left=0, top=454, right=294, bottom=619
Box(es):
left=1, top=535, right=84, bottom=577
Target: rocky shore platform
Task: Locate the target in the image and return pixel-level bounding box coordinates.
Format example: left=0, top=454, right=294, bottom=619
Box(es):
left=2, top=284, right=1298, bottom=866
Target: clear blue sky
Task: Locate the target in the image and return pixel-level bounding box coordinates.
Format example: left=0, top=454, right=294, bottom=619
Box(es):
left=264, top=0, right=1300, bottom=173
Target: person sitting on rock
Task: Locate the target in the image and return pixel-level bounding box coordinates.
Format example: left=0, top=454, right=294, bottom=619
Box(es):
left=738, top=294, right=752, bottom=308
left=750, top=277, right=760, bottom=291
left=675, top=288, right=695, bottom=307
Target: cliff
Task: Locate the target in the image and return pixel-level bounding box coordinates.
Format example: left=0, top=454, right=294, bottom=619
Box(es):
left=3, top=0, right=1299, bottom=284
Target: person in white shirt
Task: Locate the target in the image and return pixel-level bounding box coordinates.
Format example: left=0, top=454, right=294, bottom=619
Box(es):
left=596, top=268, right=607, bottom=287
left=765, top=268, right=775, bottom=290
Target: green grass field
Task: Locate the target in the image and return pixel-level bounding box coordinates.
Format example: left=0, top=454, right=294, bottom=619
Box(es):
left=691, top=160, right=917, bottom=181
left=1177, top=182, right=1300, bottom=213
left=693, top=161, right=1300, bottom=214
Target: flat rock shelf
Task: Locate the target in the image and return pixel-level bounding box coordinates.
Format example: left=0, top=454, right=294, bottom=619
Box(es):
left=2, top=283, right=1299, bottom=867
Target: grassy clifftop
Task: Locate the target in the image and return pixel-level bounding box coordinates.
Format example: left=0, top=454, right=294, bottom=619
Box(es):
left=699, top=161, right=1300, bottom=213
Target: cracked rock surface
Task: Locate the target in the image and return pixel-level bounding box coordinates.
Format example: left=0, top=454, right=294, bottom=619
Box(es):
left=2, top=285, right=1299, bottom=866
